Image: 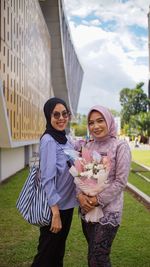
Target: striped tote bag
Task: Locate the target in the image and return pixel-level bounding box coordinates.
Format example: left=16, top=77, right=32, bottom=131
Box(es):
left=16, top=166, right=51, bottom=227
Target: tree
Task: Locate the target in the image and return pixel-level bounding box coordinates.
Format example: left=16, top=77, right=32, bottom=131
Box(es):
left=129, top=111, right=150, bottom=137
left=109, top=109, right=120, bottom=117
left=70, top=114, right=87, bottom=137
left=74, top=125, right=87, bottom=136
left=120, top=82, right=149, bottom=126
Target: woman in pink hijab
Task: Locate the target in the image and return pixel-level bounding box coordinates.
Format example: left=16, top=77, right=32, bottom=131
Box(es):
left=77, top=105, right=131, bottom=267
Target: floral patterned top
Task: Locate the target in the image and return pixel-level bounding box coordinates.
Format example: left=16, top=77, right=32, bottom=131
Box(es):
left=80, top=137, right=131, bottom=226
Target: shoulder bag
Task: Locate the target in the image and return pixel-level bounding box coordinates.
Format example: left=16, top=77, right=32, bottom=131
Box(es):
left=16, top=159, right=51, bottom=227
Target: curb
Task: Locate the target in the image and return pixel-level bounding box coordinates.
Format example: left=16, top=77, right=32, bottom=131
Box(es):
left=127, top=182, right=150, bottom=209
left=132, top=160, right=150, bottom=171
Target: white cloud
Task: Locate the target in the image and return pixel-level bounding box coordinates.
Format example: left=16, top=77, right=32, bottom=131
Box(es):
left=64, top=0, right=149, bottom=28
left=63, top=0, right=149, bottom=114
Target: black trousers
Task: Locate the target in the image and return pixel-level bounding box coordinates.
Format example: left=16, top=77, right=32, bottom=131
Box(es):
left=31, top=208, right=74, bottom=267
left=82, top=220, right=119, bottom=267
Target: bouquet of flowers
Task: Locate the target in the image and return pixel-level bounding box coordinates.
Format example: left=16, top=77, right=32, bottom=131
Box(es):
left=69, top=147, right=110, bottom=222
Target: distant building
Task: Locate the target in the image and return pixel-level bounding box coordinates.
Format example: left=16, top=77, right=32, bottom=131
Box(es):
left=0, top=0, right=83, bottom=182
left=114, top=116, right=121, bottom=135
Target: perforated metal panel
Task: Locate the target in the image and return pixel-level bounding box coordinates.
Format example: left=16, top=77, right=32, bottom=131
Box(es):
left=0, top=0, right=51, bottom=141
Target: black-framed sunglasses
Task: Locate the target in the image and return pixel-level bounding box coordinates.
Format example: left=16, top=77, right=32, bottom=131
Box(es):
left=52, top=110, right=70, bottom=120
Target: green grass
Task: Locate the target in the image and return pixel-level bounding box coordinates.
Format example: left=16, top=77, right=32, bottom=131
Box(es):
left=0, top=169, right=150, bottom=267
left=111, top=192, right=150, bottom=267
left=130, top=162, right=150, bottom=193
left=131, top=161, right=150, bottom=173
left=131, top=150, right=150, bottom=168
left=128, top=172, right=150, bottom=196
left=129, top=152, right=150, bottom=195
left=65, top=194, right=150, bottom=267
left=0, top=168, right=39, bottom=267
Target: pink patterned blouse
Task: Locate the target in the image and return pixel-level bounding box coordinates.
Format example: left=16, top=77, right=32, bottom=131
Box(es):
left=85, top=138, right=131, bottom=226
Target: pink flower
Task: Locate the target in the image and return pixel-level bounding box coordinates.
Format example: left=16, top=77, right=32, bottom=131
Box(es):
left=69, top=149, right=110, bottom=222
left=102, top=156, right=111, bottom=170
left=74, top=159, right=84, bottom=173
left=82, top=147, right=92, bottom=163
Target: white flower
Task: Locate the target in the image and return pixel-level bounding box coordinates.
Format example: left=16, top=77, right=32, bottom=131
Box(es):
left=80, top=169, right=93, bottom=178
left=85, top=163, right=94, bottom=170
left=95, top=164, right=104, bottom=170
left=93, top=173, right=100, bottom=179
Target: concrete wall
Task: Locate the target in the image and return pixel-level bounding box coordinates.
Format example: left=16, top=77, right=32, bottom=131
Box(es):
left=0, top=143, right=39, bottom=182
left=0, top=147, right=25, bottom=182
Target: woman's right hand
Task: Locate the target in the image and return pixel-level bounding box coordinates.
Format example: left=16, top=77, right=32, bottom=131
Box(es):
left=50, top=205, right=62, bottom=233
left=77, top=193, right=95, bottom=213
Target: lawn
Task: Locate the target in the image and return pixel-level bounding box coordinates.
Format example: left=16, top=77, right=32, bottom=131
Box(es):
left=0, top=168, right=150, bottom=267
left=131, top=149, right=150, bottom=168
left=129, top=162, right=150, bottom=196
left=131, top=162, right=150, bottom=174
left=128, top=171, right=150, bottom=196
left=129, top=152, right=150, bottom=195
left=65, top=193, right=150, bottom=267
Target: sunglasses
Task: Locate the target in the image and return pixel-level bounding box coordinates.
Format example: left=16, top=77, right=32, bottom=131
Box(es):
left=52, top=110, right=69, bottom=120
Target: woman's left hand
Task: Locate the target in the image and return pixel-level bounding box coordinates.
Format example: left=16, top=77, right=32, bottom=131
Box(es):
left=50, top=213, right=62, bottom=233
left=50, top=205, right=62, bottom=233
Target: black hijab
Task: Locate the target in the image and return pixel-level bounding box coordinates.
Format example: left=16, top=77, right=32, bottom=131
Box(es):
left=42, top=97, right=69, bottom=144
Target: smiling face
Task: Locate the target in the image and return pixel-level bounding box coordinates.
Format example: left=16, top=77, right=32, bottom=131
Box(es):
left=51, top=103, right=69, bottom=131
left=88, top=110, right=108, bottom=139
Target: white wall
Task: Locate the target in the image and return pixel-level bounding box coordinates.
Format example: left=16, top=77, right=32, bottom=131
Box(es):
left=0, top=147, right=25, bottom=182
left=0, top=144, right=40, bottom=182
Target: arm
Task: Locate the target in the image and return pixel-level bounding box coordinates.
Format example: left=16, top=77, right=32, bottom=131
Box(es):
left=97, top=141, right=131, bottom=207
left=40, top=138, right=61, bottom=206
left=40, top=137, right=62, bottom=232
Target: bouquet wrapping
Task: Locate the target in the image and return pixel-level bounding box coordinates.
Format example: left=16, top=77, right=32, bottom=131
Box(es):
left=69, top=147, right=110, bottom=222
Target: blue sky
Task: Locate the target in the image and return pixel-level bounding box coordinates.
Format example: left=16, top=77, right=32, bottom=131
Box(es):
left=64, top=0, right=149, bottom=114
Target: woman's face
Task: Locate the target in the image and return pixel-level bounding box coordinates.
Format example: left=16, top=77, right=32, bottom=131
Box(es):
left=88, top=111, right=108, bottom=138
left=51, top=103, right=69, bottom=131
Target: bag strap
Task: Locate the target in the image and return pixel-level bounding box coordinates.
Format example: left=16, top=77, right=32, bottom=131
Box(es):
left=29, top=152, right=40, bottom=170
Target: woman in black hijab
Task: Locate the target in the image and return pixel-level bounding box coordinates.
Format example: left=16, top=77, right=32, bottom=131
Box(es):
left=43, top=97, right=69, bottom=144
left=31, top=97, right=78, bottom=267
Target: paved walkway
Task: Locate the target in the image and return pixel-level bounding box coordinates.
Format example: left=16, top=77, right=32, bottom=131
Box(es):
left=129, top=142, right=150, bottom=151
left=127, top=159, right=150, bottom=209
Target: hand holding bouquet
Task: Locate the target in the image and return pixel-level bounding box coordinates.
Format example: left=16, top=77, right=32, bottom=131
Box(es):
left=69, top=147, right=110, bottom=222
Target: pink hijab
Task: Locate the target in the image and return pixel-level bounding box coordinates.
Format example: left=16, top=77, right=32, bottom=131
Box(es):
left=87, top=105, right=117, bottom=141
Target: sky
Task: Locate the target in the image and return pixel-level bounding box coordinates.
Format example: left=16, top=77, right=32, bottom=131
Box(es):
left=63, top=0, right=150, bottom=114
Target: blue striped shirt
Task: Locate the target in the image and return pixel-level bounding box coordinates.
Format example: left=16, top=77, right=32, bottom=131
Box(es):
left=40, top=134, right=78, bottom=210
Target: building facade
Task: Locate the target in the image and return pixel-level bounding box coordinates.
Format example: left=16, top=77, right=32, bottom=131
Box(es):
left=0, top=0, right=83, bottom=182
